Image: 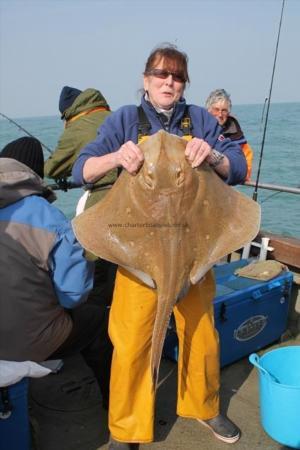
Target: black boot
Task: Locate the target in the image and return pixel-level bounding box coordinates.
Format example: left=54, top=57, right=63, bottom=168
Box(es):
left=197, top=414, right=241, bottom=444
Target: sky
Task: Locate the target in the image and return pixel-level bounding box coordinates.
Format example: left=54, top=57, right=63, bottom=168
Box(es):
left=0, top=0, right=299, bottom=119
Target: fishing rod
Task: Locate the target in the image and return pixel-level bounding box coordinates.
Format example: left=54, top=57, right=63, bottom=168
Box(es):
left=259, top=97, right=268, bottom=132
left=47, top=179, right=115, bottom=192
left=47, top=179, right=78, bottom=192
left=253, top=0, right=285, bottom=202
left=0, top=112, right=53, bottom=155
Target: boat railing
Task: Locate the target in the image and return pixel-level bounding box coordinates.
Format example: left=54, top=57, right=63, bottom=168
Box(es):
left=47, top=179, right=300, bottom=195
left=244, top=181, right=300, bottom=195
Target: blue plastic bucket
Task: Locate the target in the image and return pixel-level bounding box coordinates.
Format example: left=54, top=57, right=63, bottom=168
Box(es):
left=249, top=346, right=300, bottom=449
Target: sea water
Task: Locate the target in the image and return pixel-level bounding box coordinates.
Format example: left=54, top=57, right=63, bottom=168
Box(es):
left=0, top=102, right=299, bottom=238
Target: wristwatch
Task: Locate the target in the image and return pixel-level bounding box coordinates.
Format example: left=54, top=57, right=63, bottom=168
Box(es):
left=207, top=149, right=225, bottom=168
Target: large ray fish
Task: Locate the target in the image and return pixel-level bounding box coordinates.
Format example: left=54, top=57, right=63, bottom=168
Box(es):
left=72, top=130, right=260, bottom=387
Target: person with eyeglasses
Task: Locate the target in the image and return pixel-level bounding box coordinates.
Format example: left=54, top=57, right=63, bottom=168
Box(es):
left=72, top=44, right=246, bottom=449
left=206, top=89, right=253, bottom=181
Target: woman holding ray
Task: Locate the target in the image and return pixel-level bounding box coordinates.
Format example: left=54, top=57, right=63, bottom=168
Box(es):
left=73, top=44, right=247, bottom=449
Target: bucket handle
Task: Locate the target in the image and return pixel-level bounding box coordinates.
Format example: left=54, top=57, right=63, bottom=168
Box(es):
left=249, top=353, right=280, bottom=384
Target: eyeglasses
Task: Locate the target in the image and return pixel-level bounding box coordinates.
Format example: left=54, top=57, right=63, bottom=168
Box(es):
left=210, top=106, right=229, bottom=115
left=146, top=69, right=186, bottom=83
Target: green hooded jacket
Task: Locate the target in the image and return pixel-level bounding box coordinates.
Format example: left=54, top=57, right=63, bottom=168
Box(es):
left=44, top=88, right=118, bottom=205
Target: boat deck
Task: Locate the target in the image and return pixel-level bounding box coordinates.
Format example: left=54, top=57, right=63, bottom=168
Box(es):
left=29, top=334, right=300, bottom=450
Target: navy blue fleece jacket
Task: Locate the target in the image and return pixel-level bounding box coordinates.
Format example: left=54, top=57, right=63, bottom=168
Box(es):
left=72, top=96, right=247, bottom=186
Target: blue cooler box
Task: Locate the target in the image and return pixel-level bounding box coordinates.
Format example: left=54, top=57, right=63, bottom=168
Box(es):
left=163, top=260, right=293, bottom=367
left=0, top=378, right=30, bottom=450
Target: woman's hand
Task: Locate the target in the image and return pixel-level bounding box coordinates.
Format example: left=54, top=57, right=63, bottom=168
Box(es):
left=185, top=138, right=212, bottom=168
left=116, top=141, right=144, bottom=174
left=82, top=141, right=144, bottom=183
left=185, top=137, right=230, bottom=177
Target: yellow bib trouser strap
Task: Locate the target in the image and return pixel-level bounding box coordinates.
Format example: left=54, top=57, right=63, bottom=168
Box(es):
left=108, top=267, right=220, bottom=443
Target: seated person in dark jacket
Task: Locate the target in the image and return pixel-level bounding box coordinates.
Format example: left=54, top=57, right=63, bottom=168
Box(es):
left=0, top=137, right=112, bottom=409
left=205, top=88, right=253, bottom=181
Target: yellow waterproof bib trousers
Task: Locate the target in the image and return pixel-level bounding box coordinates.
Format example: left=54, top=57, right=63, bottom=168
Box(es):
left=108, top=267, right=220, bottom=443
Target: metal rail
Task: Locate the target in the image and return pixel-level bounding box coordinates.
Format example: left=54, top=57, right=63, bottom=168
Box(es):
left=47, top=179, right=300, bottom=195
left=244, top=181, right=300, bottom=195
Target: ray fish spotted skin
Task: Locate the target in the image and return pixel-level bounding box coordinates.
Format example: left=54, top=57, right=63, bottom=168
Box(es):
left=72, top=130, right=261, bottom=388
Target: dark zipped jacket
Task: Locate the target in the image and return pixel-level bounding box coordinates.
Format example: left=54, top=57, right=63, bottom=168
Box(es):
left=0, top=159, right=93, bottom=361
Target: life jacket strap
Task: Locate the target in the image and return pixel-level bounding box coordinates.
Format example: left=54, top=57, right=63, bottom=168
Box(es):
left=179, top=106, right=193, bottom=137
left=137, top=105, right=152, bottom=142
left=137, top=105, right=193, bottom=143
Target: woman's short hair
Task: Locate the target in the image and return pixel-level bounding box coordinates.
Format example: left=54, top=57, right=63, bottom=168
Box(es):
left=205, top=89, right=232, bottom=111
left=144, top=43, right=190, bottom=83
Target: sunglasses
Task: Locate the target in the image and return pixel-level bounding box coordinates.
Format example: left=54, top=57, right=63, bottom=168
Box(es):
left=146, top=69, right=186, bottom=83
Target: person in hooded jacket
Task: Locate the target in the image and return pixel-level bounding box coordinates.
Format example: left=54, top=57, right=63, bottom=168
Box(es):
left=44, top=86, right=118, bottom=203
left=44, top=86, right=118, bottom=311
left=0, top=136, right=111, bottom=409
